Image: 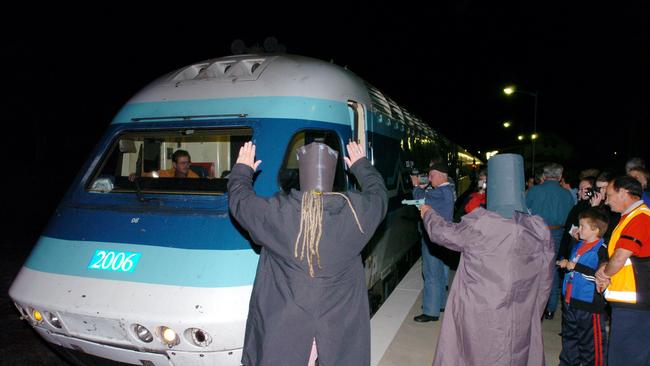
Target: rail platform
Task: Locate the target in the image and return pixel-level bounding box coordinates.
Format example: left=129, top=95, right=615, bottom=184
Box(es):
left=371, top=259, right=562, bottom=365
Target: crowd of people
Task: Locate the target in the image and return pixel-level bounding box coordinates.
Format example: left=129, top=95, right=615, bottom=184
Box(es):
left=225, top=139, right=649, bottom=365
left=412, top=155, right=650, bottom=365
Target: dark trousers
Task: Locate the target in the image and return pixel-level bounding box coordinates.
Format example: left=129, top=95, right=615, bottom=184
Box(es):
left=609, top=307, right=650, bottom=366
left=560, top=304, right=607, bottom=366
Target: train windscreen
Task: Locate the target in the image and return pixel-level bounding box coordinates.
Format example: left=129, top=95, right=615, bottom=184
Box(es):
left=87, top=127, right=252, bottom=195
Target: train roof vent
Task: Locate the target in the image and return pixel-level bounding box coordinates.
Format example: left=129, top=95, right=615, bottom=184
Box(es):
left=386, top=97, right=405, bottom=124
left=402, top=111, right=417, bottom=127
left=364, top=83, right=392, bottom=117
left=172, top=57, right=270, bottom=82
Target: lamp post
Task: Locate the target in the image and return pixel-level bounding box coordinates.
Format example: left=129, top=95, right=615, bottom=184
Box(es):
left=504, top=86, right=539, bottom=177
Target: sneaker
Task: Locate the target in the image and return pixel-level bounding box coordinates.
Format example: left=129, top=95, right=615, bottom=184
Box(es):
left=413, top=314, right=439, bottom=322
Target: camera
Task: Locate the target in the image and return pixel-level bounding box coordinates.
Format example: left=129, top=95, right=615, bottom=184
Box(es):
left=411, top=168, right=429, bottom=186
left=418, top=174, right=429, bottom=185
left=585, top=187, right=596, bottom=198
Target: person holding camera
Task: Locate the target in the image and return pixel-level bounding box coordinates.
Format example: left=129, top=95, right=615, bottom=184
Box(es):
left=558, top=176, right=597, bottom=260
left=590, top=171, right=621, bottom=242
left=410, top=158, right=455, bottom=322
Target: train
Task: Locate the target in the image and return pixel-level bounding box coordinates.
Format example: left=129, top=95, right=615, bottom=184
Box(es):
left=9, top=53, right=481, bottom=365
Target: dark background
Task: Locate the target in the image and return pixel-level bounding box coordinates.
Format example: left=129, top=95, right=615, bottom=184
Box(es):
left=2, top=3, right=649, bottom=364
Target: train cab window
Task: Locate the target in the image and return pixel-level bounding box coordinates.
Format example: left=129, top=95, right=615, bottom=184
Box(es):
left=278, top=130, right=346, bottom=193
left=88, top=128, right=252, bottom=195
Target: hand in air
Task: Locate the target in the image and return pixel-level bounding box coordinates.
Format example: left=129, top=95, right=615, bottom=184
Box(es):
left=344, top=141, right=366, bottom=168
left=236, top=141, right=262, bottom=171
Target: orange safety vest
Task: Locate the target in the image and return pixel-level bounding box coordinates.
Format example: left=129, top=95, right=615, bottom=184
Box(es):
left=604, top=203, right=650, bottom=304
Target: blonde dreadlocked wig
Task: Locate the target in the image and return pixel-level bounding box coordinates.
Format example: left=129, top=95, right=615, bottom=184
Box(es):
left=294, top=190, right=365, bottom=277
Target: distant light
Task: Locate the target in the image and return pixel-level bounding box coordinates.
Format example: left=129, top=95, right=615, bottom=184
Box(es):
left=531, top=133, right=538, bottom=140
left=503, top=121, right=511, bottom=128
left=517, top=135, right=525, bottom=141
left=614, top=151, right=618, bottom=155
left=503, top=86, right=516, bottom=95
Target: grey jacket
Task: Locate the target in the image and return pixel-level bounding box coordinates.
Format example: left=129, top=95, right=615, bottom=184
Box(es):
left=228, top=158, right=387, bottom=366
left=422, top=208, right=554, bottom=366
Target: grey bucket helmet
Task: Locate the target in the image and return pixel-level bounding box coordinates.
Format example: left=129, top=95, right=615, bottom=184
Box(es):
left=296, top=142, right=338, bottom=192
left=486, top=153, right=528, bottom=219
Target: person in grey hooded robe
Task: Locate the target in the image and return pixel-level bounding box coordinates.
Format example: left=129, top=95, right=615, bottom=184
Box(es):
left=419, top=154, right=555, bottom=366
left=228, top=141, right=387, bottom=366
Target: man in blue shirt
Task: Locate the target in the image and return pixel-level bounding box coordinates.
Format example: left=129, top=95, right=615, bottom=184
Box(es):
left=526, top=162, right=575, bottom=319
left=411, top=159, right=455, bottom=322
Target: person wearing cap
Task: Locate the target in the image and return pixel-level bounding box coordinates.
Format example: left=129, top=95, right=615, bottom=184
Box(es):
left=410, top=158, right=456, bottom=322
left=525, top=162, right=575, bottom=320
left=419, top=153, right=555, bottom=366
left=595, top=176, right=650, bottom=366
left=228, top=141, right=387, bottom=366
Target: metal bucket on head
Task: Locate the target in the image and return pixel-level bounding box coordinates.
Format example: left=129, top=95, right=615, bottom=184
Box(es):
left=296, top=142, right=338, bottom=192
left=487, top=153, right=528, bottom=219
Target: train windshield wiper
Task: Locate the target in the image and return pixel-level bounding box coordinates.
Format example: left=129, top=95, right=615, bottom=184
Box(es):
left=132, top=177, right=150, bottom=203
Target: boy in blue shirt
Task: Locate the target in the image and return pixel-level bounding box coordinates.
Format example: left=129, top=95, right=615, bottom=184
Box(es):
left=557, top=208, right=609, bottom=366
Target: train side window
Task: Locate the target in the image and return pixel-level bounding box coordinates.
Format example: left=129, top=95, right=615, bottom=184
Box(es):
left=87, top=127, right=252, bottom=195
left=278, top=130, right=346, bottom=193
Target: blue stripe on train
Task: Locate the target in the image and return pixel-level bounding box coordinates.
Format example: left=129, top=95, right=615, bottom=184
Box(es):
left=112, top=97, right=350, bottom=125
left=42, top=204, right=253, bottom=250
left=25, top=236, right=259, bottom=287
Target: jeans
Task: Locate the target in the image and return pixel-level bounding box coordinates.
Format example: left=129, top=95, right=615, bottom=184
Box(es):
left=546, top=228, right=563, bottom=312
left=421, top=240, right=449, bottom=317
left=609, top=307, right=650, bottom=366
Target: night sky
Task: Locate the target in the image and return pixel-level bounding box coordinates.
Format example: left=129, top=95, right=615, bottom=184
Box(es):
left=3, top=3, right=650, bottom=242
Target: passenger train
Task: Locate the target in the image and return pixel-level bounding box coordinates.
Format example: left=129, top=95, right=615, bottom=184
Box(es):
left=10, top=53, right=481, bottom=365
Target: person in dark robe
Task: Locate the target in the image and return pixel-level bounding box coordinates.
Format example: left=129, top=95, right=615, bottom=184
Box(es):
left=419, top=153, right=555, bottom=366
left=228, top=141, right=387, bottom=366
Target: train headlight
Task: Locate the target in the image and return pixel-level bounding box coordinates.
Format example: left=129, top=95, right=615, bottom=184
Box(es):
left=132, top=324, right=153, bottom=343
left=45, top=312, right=62, bottom=329
left=31, top=308, right=43, bottom=322
left=185, top=328, right=212, bottom=347
left=158, top=326, right=179, bottom=347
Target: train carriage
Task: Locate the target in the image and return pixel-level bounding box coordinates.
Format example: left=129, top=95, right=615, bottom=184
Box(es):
left=10, top=54, right=480, bottom=365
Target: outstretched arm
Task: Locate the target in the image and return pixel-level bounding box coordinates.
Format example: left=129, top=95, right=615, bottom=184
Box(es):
left=228, top=142, right=270, bottom=234
left=420, top=205, right=479, bottom=252
left=345, top=141, right=388, bottom=240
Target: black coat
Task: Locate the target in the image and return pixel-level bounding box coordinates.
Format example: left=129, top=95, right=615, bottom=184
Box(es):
left=228, top=158, right=388, bottom=366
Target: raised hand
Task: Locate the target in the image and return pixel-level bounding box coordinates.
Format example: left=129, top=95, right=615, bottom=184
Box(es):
left=344, top=141, right=366, bottom=168
left=236, top=141, right=262, bottom=171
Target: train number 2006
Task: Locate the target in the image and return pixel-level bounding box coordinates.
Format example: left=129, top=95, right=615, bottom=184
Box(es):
left=87, top=250, right=141, bottom=273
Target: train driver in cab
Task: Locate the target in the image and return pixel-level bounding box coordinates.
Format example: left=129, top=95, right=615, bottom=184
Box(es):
left=128, top=149, right=199, bottom=181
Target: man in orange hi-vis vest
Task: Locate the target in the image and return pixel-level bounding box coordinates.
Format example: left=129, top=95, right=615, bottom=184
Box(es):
left=595, top=176, right=650, bottom=366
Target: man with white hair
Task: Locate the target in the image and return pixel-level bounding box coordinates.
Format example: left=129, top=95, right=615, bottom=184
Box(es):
left=625, top=156, right=646, bottom=174
left=526, top=162, right=575, bottom=319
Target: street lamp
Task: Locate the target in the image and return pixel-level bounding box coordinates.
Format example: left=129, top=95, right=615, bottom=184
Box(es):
left=503, top=85, right=539, bottom=176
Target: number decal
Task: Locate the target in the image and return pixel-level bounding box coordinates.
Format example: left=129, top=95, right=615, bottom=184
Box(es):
left=87, top=250, right=141, bottom=273
left=89, top=250, right=106, bottom=269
